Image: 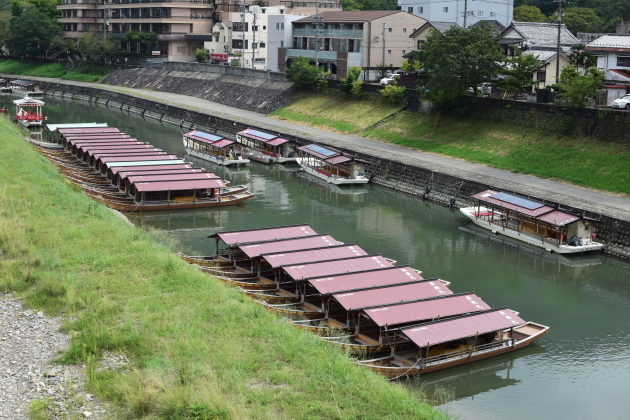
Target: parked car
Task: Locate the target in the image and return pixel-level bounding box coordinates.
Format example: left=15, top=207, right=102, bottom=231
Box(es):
left=380, top=74, right=399, bottom=85
left=611, top=94, right=630, bottom=109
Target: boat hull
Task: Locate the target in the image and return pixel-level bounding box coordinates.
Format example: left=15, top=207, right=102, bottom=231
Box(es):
left=298, top=163, right=369, bottom=185
left=460, top=207, right=604, bottom=254
left=186, top=149, right=250, bottom=166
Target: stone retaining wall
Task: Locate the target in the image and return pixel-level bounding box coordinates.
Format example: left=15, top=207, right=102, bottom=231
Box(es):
left=40, top=82, right=630, bottom=260
left=101, top=68, right=295, bottom=114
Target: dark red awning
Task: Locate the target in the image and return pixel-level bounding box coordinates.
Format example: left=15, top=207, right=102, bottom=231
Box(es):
left=332, top=279, right=451, bottom=311
left=117, top=168, right=201, bottom=181
left=283, top=255, right=392, bottom=281
left=127, top=173, right=219, bottom=183
left=261, top=245, right=367, bottom=268
left=308, top=266, right=424, bottom=295
left=109, top=164, right=193, bottom=175
left=238, top=235, right=341, bottom=259
left=401, top=309, right=526, bottom=348
left=133, top=179, right=226, bottom=192
left=213, top=225, right=317, bottom=246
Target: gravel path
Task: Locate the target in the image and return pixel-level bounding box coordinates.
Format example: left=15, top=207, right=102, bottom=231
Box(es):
left=0, top=292, right=111, bottom=419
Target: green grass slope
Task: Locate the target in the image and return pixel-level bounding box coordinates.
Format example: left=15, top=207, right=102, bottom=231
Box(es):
left=0, top=60, right=106, bottom=82
left=0, top=116, right=447, bottom=419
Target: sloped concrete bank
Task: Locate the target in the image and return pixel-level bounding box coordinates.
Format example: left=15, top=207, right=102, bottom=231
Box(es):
left=41, top=82, right=630, bottom=260
left=101, top=68, right=295, bottom=114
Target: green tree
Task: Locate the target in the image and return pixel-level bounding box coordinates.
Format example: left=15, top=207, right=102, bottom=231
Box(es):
left=6, top=7, right=58, bottom=56
left=380, top=84, right=406, bottom=106
left=0, top=11, right=10, bottom=46
left=123, top=30, right=157, bottom=55
left=500, top=51, right=541, bottom=95
left=9, top=0, right=58, bottom=18
left=339, top=66, right=363, bottom=97
left=285, top=56, right=329, bottom=91
left=193, top=48, right=209, bottom=63
left=562, top=7, right=601, bottom=34
left=567, top=44, right=596, bottom=71
left=602, top=16, right=623, bottom=33
left=513, top=5, right=549, bottom=22
left=552, top=66, right=604, bottom=108
left=77, top=32, right=118, bottom=62
left=420, top=26, right=504, bottom=109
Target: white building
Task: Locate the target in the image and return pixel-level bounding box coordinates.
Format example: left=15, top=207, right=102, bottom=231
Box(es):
left=398, top=0, right=514, bottom=29
left=268, top=15, right=306, bottom=72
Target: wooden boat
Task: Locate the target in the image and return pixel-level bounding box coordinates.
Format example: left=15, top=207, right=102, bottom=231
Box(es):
left=356, top=309, right=549, bottom=378
left=13, top=95, right=44, bottom=127
left=258, top=301, right=323, bottom=319
left=235, top=128, right=298, bottom=164
left=177, top=253, right=234, bottom=268
left=321, top=334, right=384, bottom=355
left=239, top=288, right=301, bottom=304
left=183, top=130, right=250, bottom=166
left=297, top=144, right=370, bottom=185
left=291, top=318, right=349, bottom=335
left=460, top=189, right=604, bottom=254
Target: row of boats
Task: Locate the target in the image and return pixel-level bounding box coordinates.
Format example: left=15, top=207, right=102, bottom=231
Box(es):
left=29, top=123, right=254, bottom=211
left=180, top=224, right=550, bottom=378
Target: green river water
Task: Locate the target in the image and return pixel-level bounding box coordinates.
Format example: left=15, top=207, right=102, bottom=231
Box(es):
left=5, top=93, right=630, bottom=419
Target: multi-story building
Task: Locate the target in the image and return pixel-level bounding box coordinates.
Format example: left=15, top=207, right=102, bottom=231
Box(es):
left=278, top=10, right=426, bottom=79
left=398, top=0, right=513, bottom=29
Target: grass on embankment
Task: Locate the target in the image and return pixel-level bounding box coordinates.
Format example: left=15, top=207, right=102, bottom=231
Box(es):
left=0, top=60, right=106, bottom=82
left=272, top=93, right=630, bottom=196
left=0, top=116, right=447, bottom=419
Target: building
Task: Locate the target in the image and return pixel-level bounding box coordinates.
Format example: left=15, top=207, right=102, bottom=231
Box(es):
left=278, top=10, right=427, bottom=79
left=398, top=0, right=513, bottom=29
left=500, top=22, right=580, bottom=88
left=409, top=21, right=458, bottom=50
left=585, top=35, right=630, bottom=102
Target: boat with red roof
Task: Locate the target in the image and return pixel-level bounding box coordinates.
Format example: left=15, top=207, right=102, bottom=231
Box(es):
left=297, top=144, right=370, bottom=185
left=14, top=95, right=44, bottom=127
left=236, top=128, right=298, bottom=164
left=183, top=130, right=250, bottom=166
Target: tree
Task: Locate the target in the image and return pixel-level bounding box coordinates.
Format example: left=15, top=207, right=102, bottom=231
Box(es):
left=9, top=0, right=59, bottom=19
left=513, top=5, right=549, bottom=23
left=339, top=66, right=363, bottom=97
left=0, top=11, right=10, bottom=47
left=567, top=44, right=596, bottom=71
left=420, top=26, right=504, bottom=109
left=285, top=57, right=329, bottom=91
left=562, top=7, right=601, bottom=34
left=552, top=66, right=604, bottom=108
left=123, top=30, right=157, bottom=55
left=77, top=32, right=118, bottom=62
left=193, top=48, right=209, bottom=63
left=500, top=51, right=541, bottom=95
left=6, top=7, right=58, bottom=56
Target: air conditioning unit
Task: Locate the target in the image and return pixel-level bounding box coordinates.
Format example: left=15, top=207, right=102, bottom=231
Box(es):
left=197, top=14, right=203, bottom=18
left=240, top=13, right=245, bottom=19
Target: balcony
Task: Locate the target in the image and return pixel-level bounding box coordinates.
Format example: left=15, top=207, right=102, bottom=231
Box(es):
left=287, top=49, right=338, bottom=60
left=293, top=28, right=363, bottom=38
left=102, top=0, right=211, bottom=4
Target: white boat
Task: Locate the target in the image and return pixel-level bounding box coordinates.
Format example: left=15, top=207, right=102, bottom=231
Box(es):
left=297, top=144, right=370, bottom=185
left=460, top=189, right=604, bottom=254
left=235, top=128, right=298, bottom=164
left=13, top=95, right=45, bottom=127
left=183, top=130, right=250, bottom=166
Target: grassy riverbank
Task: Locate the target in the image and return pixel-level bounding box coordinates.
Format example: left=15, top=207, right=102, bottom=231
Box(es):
left=0, top=60, right=106, bottom=82
left=0, top=116, right=447, bottom=418
left=270, top=94, right=630, bottom=196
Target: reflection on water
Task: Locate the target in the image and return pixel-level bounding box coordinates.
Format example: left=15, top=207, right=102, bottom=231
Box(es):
left=6, top=94, right=630, bottom=420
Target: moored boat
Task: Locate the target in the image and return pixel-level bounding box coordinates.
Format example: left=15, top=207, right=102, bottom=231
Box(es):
left=235, top=128, right=298, bottom=164
left=297, top=144, right=370, bottom=185
left=14, top=96, right=45, bottom=127
left=183, top=130, right=250, bottom=166
left=460, top=189, right=604, bottom=254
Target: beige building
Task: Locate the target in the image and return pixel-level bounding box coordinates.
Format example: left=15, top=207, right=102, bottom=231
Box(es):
left=278, top=10, right=427, bottom=79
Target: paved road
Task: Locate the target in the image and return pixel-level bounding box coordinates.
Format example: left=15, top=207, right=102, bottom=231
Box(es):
left=8, top=74, right=630, bottom=221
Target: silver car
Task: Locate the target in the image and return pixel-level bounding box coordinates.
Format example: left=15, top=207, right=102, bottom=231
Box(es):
left=611, top=94, right=630, bottom=109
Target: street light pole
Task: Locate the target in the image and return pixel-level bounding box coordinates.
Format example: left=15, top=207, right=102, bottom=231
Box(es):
left=554, top=0, right=565, bottom=83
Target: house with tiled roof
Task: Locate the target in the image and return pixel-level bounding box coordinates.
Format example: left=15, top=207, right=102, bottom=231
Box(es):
left=499, top=22, right=579, bottom=88
left=586, top=35, right=630, bottom=87
left=277, top=10, right=427, bottom=79
left=409, top=21, right=459, bottom=50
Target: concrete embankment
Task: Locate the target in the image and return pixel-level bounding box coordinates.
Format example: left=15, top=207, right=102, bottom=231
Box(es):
left=23, top=76, right=630, bottom=260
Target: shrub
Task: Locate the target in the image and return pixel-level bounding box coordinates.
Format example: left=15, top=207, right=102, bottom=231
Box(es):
left=380, top=84, right=407, bottom=106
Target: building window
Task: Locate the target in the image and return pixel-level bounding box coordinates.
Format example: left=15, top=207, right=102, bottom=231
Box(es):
left=233, top=22, right=248, bottom=32
left=478, top=11, right=483, bottom=17
left=232, top=39, right=248, bottom=49
left=263, top=26, right=266, bottom=30
left=537, top=71, right=546, bottom=82
left=259, top=42, right=266, bottom=48
left=490, top=12, right=496, bottom=17
left=408, top=7, right=413, bottom=13
left=388, top=50, right=391, bottom=54
left=419, top=7, right=423, bottom=13
left=417, top=40, right=425, bottom=49
left=388, top=27, right=392, bottom=33
left=262, top=8, right=266, bottom=13
left=276, top=23, right=280, bottom=29
left=403, top=28, right=406, bottom=33
left=617, top=56, right=630, bottom=67
left=443, top=7, right=448, bottom=12
left=402, top=50, right=406, bottom=55
left=252, top=25, right=258, bottom=32
left=254, top=58, right=266, bottom=63
left=280, top=40, right=284, bottom=47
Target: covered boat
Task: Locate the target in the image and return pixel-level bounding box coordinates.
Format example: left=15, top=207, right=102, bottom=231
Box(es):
left=183, top=130, right=249, bottom=166
left=297, top=144, right=370, bottom=185
left=460, top=189, right=604, bottom=254
left=236, top=128, right=298, bottom=164
left=14, top=96, right=44, bottom=127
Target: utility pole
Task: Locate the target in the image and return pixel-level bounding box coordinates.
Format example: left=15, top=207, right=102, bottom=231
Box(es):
left=463, top=0, right=468, bottom=29
left=382, top=23, right=386, bottom=76
left=313, top=0, right=322, bottom=67
left=103, top=2, right=109, bottom=41
left=240, top=0, right=246, bottom=67
left=554, top=0, right=565, bottom=83
left=251, top=11, right=257, bottom=69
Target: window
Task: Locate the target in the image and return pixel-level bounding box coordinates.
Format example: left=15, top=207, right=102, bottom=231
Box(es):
left=617, top=57, right=630, bottom=67
left=259, top=42, right=266, bottom=48
left=402, top=50, right=406, bottom=54
left=490, top=12, right=496, bottom=17
left=276, top=23, right=280, bottom=29
left=252, top=43, right=257, bottom=49
left=252, top=25, right=259, bottom=32
left=254, top=58, right=266, bottom=63
left=387, top=50, right=391, bottom=54
left=408, top=7, right=413, bottom=13
left=280, top=40, right=284, bottom=47
left=231, top=39, right=248, bottom=49
left=443, top=7, right=448, bottom=12
left=388, top=27, right=392, bottom=33
left=419, top=7, right=423, bottom=13
left=537, top=71, right=546, bottom=82
left=263, top=26, right=266, bottom=30
left=233, top=22, right=248, bottom=32
left=262, top=8, right=266, bottom=13
left=417, top=40, right=425, bottom=49
left=477, top=11, right=483, bottom=17
left=403, top=28, right=406, bottom=33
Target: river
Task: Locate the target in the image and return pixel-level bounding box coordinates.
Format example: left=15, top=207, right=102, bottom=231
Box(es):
left=4, top=93, right=630, bottom=419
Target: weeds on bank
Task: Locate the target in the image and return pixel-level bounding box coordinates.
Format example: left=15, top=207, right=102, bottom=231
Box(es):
left=0, top=60, right=105, bottom=83
left=0, top=115, right=448, bottom=419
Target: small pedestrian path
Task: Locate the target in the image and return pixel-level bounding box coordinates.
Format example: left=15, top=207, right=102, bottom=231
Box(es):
left=6, top=74, right=630, bottom=221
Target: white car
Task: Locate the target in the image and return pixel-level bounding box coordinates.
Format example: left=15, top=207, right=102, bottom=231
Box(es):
left=611, top=94, right=630, bottom=109
left=380, top=74, right=399, bottom=85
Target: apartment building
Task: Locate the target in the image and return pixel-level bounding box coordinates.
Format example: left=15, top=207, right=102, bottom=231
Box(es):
left=399, top=0, right=513, bottom=29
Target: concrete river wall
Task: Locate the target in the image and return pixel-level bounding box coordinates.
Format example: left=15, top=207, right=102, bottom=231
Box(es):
left=40, top=81, right=630, bottom=260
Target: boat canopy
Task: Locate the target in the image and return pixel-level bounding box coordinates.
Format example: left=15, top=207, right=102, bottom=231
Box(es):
left=473, top=189, right=589, bottom=226
left=237, top=128, right=291, bottom=146
left=400, top=308, right=526, bottom=348
left=13, top=96, right=44, bottom=107
left=298, top=144, right=368, bottom=164
left=47, top=123, right=108, bottom=131
left=70, top=137, right=135, bottom=144
left=78, top=143, right=145, bottom=152
left=210, top=225, right=317, bottom=245
left=183, top=131, right=236, bottom=148
left=11, top=79, right=36, bottom=86
left=106, top=159, right=186, bottom=168
left=261, top=245, right=367, bottom=268
left=238, top=235, right=341, bottom=259
left=364, top=293, right=490, bottom=327
left=81, top=146, right=154, bottom=155
left=111, top=164, right=194, bottom=176
left=59, top=127, right=120, bottom=135
left=99, top=155, right=178, bottom=164
left=126, top=173, right=219, bottom=183
left=118, top=168, right=201, bottom=181
left=91, top=150, right=165, bottom=159
left=332, top=279, right=450, bottom=311
left=283, top=255, right=391, bottom=281
left=308, top=266, right=424, bottom=295
left=133, top=178, right=226, bottom=192
left=211, top=139, right=235, bottom=148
